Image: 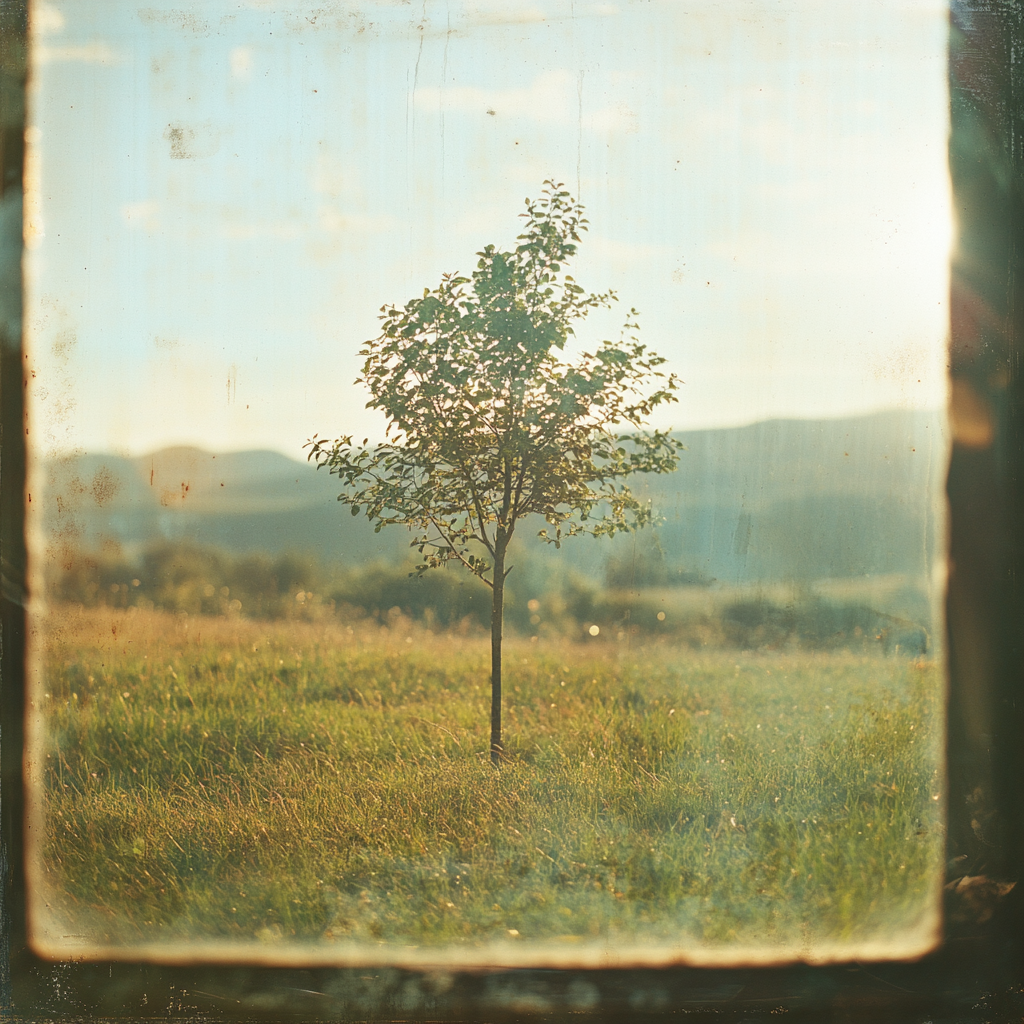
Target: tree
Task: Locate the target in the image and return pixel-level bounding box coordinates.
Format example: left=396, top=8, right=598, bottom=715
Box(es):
left=307, top=182, right=681, bottom=765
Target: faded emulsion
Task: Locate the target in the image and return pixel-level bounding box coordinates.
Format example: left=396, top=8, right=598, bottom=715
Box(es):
left=21, top=0, right=953, bottom=968
left=2, top=0, right=1023, bottom=1021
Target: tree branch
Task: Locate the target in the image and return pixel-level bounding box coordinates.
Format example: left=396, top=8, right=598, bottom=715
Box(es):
left=425, top=513, right=495, bottom=589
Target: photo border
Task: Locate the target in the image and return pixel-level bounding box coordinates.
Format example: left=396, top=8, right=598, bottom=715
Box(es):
left=2, top=0, right=1022, bottom=1018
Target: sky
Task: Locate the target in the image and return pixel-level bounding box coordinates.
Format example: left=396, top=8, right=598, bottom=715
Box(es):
left=26, top=0, right=951, bottom=460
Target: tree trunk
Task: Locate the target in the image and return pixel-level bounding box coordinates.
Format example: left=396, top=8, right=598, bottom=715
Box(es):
left=490, top=544, right=505, bottom=766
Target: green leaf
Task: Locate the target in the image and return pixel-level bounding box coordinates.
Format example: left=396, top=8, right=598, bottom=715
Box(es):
left=311, top=181, right=679, bottom=592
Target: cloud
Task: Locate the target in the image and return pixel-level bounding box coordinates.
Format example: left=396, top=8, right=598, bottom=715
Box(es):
left=315, top=206, right=399, bottom=238
left=229, top=46, right=252, bottom=81
left=414, top=68, right=644, bottom=137
left=587, top=235, right=673, bottom=264
left=586, top=101, right=639, bottom=135
left=458, top=3, right=549, bottom=27
left=310, top=155, right=357, bottom=200
left=34, top=41, right=125, bottom=65
left=456, top=1, right=620, bottom=29
left=414, top=69, right=576, bottom=124
left=121, top=201, right=161, bottom=233
left=708, top=186, right=951, bottom=287
left=136, top=8, right=211, bottom=34
left=193, top=207, right=398, bottom=245
left=219, top=219, right=304, bottom=242
left=31, top=4, right=65, bottom=35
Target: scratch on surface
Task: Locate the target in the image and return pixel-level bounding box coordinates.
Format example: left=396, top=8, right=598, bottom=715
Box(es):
left=577, top=70, right=584, bottom=199
left=440, top=3, right=451, bottom=205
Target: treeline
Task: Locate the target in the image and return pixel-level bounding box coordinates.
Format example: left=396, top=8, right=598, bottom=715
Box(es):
left=48, top=541, right=532, bottom=627
left=48, top=542, right=482, bottom=626
left=46, top=541, right=931, bottom=655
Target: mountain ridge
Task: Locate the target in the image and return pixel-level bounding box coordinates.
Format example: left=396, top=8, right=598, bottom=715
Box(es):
left=40, top=408, right=947, bottom=586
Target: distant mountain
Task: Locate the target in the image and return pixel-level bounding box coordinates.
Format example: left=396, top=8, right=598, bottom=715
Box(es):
left=39, top=409, right=947, bottom=587
left=631, top=408, right=947, bottom=585
left=41, top=446, right=408, bottom=565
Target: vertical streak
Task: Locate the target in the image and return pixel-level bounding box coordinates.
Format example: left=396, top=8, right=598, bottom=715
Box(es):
left=577, top=70, right=585, bottom=201
left=441, top=3, right=451, bottom=209
left=571, top=0, right=583, bottom=201
left=410, top=0, right=427, bottom=260
left=413, top=0, right=427, bottom=91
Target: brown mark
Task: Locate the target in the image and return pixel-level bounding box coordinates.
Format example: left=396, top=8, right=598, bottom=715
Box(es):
left=90, top=467, right=121, bottom=507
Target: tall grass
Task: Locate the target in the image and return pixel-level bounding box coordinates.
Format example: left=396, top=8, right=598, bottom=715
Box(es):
left=37, top=606, right=943, bottom=952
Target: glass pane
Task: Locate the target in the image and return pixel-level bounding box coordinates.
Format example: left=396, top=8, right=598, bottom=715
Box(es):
left=26, top=0, right=950, bottom=965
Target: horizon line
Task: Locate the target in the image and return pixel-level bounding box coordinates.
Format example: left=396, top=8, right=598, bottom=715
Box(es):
left=40, top=405, right=948, bottom=464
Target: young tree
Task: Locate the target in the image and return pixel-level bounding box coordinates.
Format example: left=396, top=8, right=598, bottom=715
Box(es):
left=308, top=182, right=681, bottom=765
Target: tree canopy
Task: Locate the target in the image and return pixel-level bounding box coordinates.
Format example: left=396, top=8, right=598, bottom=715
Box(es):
left=308, top=181, right=681, bottom=762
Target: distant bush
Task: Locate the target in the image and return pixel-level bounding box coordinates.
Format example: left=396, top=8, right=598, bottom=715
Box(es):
left=719, top=596, right=930, bottom=655
left=47, top=542, right=325, bottom=621
left=45, top=541, right=931, bottom=654
left=328, top=562, right=491, bottom=630
left=604, top=550, right=711, bottom=590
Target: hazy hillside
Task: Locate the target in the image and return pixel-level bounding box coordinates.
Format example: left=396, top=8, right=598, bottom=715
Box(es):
left=42, top=446, right=409, bottom=565
left=629, top=409, right=946, bottom=585
left=40, top=409, right=947, bottom=587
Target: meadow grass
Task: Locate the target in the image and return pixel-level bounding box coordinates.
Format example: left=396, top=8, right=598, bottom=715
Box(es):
left=36, top=606, right=944, bottom=953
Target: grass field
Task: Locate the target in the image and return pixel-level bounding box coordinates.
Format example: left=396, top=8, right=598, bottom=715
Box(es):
left=32, top=605, right=944, bottom=961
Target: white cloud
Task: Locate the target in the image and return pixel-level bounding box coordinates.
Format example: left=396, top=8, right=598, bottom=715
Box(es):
left=315, top=206, right=399, bottom=237
left=229, top=46, right=252, bottom=81
left=459, top=3, right=549, bottom=27
left=219, top=220, right=304, bottom=242
left=310, top=155, right=356, bottom=200
left=414, top=68, right=645, bottom=137
left=34, top=41, right=125, bottom=65
left=193, top=207, right=397, bottom=245
left=586, top=101, right=639, bottom=135
left=457, top=1, right=620, bottom=28
left=708, top=183, right=951, bottom=289
left=121, top=201, right=161, bottom=233
left=414, top=69, right=576, bottom=124
left=31, top=4, right=65, bottom=36
left=587, top=235, right=672, bottom=264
